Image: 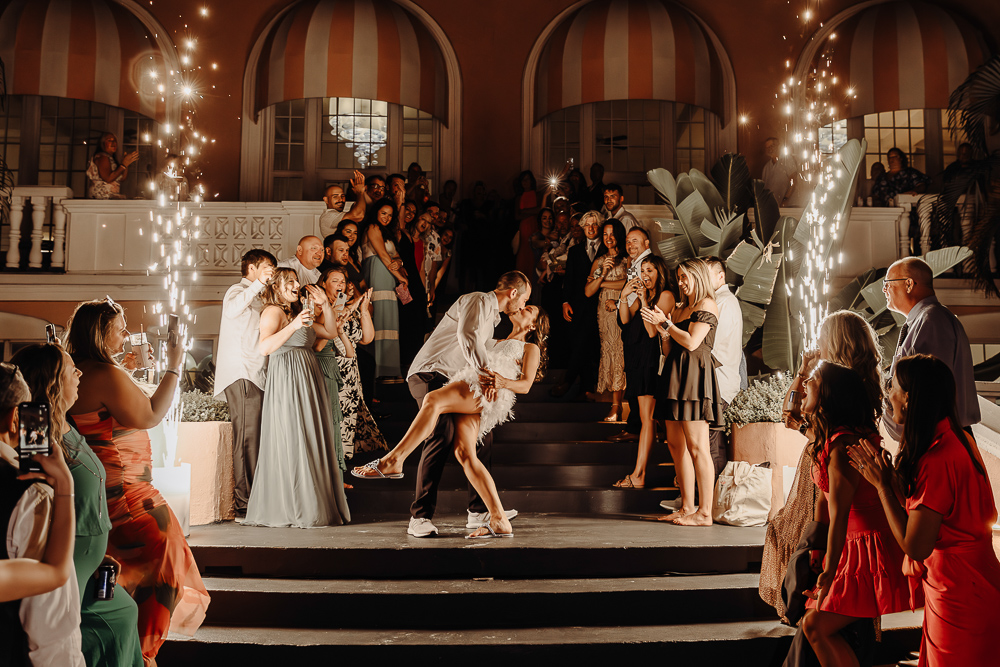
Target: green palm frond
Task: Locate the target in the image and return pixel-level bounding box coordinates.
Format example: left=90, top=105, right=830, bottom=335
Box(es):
left=710, top=153, right=753, bottom=215
left=947, top=55, right=1000, bottom=158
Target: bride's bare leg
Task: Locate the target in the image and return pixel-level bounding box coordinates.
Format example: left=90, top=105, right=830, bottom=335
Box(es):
left=453, top=415, right=511, bottom=536
left=354, top=382, right=481, bottom=476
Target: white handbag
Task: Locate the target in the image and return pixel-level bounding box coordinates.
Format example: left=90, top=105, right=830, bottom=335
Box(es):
left=712, top=461, right=773, bottom=527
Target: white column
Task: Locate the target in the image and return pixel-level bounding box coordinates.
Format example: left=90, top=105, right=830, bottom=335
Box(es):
left=5, top=196, right=24, bottom=268
left=51, top=197, right=67, bottom=270
left=896, top=197, right=912, bottom=258
left=28, top=196, right=48, bottom=268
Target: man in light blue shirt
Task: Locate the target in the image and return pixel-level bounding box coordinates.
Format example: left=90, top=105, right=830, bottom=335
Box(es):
left=882, top=257, right=980, bottom=439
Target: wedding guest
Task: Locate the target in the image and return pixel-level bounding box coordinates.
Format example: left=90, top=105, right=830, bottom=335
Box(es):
left=336, top=219, right=363, bottom=268
left=214, top=249, right=276, bottom=518
left=513, top=170, right=541, bottom=285
left=86, top=132, right=137, bottom=200
left=871, top=147, right=930, bottom=206
left=13, top=344, right=143, bottom=666
left=799, top=362, right=908, bottom=664
left=320, top=232, right=367, bottom=293
left=706, top=257, right=742, bottom=475
left=849, top=355, right=1000, bottom=667
left=0, top=363, right=81, bottom=666
left=587, top=162, right=606, bottom=212
left=311, top=272, right=355, bottom=478
left=762, top=136, right=798, bottom=207
left=611, top=226, right=654, bottom=442
left=882, top=257, right=979, bottom=440
left=643, top=258, right=723, bottom=526
left=361, top=199, right=407, bottom=380
left=66, top=298, right=210, bottom=662
left=551, top=210, right=602, bottom=398
left=318, top=269, right=386, bottom=458
left=278, top=236, right=324, bottom=287
left=396, top=196, right=430, bottom=374
left=584, top=220, right=629, bottom=422
left=614, top=256, right=674, bottom=489
left=602, top=183, right=638, bottom=230
left=244, top=269, right=351, bottom=528
left=761, top=310, right=884, bottom=621
left=318, top=171, right=366, bottom=237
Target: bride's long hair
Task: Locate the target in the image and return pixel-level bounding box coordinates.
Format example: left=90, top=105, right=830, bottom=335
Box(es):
left=527, top=307, right=550, bottom=381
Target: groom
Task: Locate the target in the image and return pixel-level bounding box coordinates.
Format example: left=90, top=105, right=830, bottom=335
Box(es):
left=404, top=270, right=531, bottom=537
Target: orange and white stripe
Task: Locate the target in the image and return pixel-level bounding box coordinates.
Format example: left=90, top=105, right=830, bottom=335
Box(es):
left=533, top=0, right=725, bottom=122
left=255, top=0, right=448, bottom=123
left=0, top=0, right=170, bottom=122
left=819, top=0, right=990, bottom=117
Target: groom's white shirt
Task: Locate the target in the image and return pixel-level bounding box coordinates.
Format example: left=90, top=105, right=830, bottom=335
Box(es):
left=408, top=291, right=501, bottom=380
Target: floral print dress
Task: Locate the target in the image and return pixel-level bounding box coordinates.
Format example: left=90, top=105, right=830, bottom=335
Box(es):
left=334, top=310, right=388, bottom=456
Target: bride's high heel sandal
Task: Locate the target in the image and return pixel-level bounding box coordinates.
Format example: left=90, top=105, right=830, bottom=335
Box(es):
left=604, top=404, right=622, bottom=422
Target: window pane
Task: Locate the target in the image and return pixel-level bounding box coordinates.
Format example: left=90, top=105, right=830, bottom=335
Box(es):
left=273, top=144, right=288, bottom=170
left=611, top=100, right=627, bottom=118
left=910, top=109, right=924, bottom=127
left=289, top=144, right=304, bottom=171
left=911, top=128, right=925, bottom=153
left=894, top=109, right=909, bottom=126
left=644, top=120, right=660, bottom=144
left=690, top=123, right=705, bottom=147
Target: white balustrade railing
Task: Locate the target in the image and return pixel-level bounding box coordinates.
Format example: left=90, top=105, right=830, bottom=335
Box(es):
left=5, top=186, right=73, bottom=270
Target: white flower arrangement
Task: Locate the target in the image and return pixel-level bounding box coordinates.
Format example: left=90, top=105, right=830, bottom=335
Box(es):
left=723, top=373, right=793, bottom=433
left=180, top=389, right=230, bottom=422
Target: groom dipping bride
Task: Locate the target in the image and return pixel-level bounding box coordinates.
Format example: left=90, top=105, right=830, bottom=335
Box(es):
left=352, top=271, right=549, bottom=539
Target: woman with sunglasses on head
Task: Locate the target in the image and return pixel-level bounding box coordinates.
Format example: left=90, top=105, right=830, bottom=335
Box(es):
left=64, top=298, right=209, bottom=664
left=849, top=355, right=1000, bottom=667
left=797, top=362, right=908, bottom=666
left=13, top=343, right=143, bottom=666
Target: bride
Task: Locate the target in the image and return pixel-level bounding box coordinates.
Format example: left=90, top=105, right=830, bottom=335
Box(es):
left=352, top=305, right=548, bottom=538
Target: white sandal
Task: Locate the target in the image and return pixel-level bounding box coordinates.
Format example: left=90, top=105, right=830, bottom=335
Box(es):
left=350, top=458, right=404, bottom=480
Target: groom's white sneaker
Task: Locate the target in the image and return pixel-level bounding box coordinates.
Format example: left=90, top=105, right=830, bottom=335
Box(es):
left=466, top=509, right=518, bottom=529
left=407, top=517, right=438, bottom=538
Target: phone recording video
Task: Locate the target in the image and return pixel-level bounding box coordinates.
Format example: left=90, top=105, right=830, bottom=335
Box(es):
left=45, top=324, right=57, bottom=344
left=18, top=402, right=51, bottom=475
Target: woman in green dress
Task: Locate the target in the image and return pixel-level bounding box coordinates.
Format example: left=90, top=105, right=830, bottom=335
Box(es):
left=12, top=342, right=143, bottom=667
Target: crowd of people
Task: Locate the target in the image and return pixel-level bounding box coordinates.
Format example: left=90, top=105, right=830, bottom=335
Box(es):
left=7, top=158, right=998, bottom=666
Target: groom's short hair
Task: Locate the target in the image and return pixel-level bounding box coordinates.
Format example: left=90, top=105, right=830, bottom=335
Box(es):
left=496, top=270, right=529, bottom=294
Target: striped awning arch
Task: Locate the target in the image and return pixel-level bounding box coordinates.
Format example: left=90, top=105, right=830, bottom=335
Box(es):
left=814, top=0, right=991, bottom=117
left=533, top=0, right=726, bottom=123
left=0, top=0, right=174, bottom=123
left=255, top=0, right=449, bottom=124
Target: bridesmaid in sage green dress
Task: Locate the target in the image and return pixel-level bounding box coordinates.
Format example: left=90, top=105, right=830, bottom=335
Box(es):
left=11, top=343, right=143, bottom=666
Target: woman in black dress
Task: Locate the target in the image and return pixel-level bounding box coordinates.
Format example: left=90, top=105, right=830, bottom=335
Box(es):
left=613, top=255, right=675, bottom=488
left=642, top=257, right=724, bottom=526
left=396, top=202, right=429, bottom=374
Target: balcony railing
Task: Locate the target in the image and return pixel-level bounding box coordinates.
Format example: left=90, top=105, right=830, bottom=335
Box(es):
left=3, top=186, right=73, bottom=271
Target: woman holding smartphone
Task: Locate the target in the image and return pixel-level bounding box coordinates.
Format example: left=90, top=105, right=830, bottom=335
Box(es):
left=13, top=343, right=143, bottom=666
left=244, top=268, right=351, bottom=528
left=65, top=298, right=209, bottom=662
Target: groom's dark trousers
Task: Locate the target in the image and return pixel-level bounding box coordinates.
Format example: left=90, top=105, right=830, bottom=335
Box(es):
left=408, top=372, right=492, bottom=519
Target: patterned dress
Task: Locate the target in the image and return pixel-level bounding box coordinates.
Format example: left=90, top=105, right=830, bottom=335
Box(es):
left=334, top=310, right=388, bottom=456
left=596, top=257, right=627, bottom=393
left=70, top=410, right=210, bottom=662
left=362, top=235, right=401, bottom=377
left=85, top=151, right=126, bottom=199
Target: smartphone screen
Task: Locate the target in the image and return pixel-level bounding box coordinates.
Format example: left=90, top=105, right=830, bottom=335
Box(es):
left=18, top=402, right=51, bottom=475
left=334, top=292, right=348, bottom=308
left=45, top=324, right=57, bottom=344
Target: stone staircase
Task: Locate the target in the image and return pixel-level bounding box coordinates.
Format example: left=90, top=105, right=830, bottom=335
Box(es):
left=160, top=372, right=922, bottom=665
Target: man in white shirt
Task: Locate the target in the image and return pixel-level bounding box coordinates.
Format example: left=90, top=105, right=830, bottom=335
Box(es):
left=1, top=370, right=84, bottom=667
left=401, top=271, right=531, bottom=537
left=214, top=249, right=276, bottom=517
left=278, top=236, right=324, bottom=287
left=609, top=227, right=653, bottom=443
left=318, top=170, right=367, bottom=238
left=706, top=257, right=743, bottom=475
left=602, top=183, right=638, bottom=230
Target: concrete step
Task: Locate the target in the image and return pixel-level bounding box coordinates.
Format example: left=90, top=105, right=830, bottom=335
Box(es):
left=346, top=462, right=675, bottom=489
left=352, top=440, right=668, bottom=466
left=344, top=487, right=679, bottom=519
left=372, top=401, right=614, bottom=422
left=160, top=613, right=922, bottom=666
left=199, top=573, right=773, bottom=628
left=190, top=515, right=764, bottom=579
left=376, top=420, right=628, bottom=443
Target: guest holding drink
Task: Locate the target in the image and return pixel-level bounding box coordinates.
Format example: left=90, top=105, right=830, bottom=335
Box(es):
left=244, top=268, right=351, bottom=528
left=65, top=297, right=209, bottom=662
left=584, top=220, right=628, bottom=422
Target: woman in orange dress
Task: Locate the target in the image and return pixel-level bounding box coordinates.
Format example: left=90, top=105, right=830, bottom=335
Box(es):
left=66, top=298, right=210, bottom=664
left=849, top=354, right=1000, bottom=667
left=798, top=361, right=909, bottom=666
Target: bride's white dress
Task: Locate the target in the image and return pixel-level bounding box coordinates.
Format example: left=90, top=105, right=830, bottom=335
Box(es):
left=450, top=338, right=526, bottom=440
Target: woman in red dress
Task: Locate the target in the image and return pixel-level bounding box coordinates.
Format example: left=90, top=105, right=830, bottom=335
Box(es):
left=799, top=362, right=910, bottom=666
left=849, top=354, right=1000, bottom=667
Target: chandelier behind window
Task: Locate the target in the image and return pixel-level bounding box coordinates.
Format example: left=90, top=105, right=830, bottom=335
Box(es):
left=328, top=98, right=387, bottom=168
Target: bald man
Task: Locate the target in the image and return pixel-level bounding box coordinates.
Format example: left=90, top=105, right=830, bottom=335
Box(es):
left=319, top=170, right=367, bottom=237
left=278, top=235, right=324, bottom=286
left=882, top=256, right=979, bottom=439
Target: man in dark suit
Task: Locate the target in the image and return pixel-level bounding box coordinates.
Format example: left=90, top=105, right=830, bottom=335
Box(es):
left=551, top=210, right=603, bottom=397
